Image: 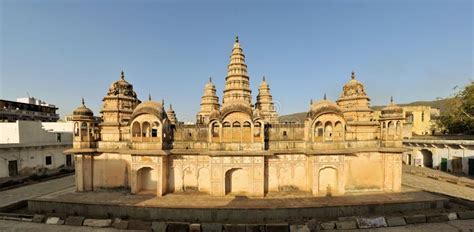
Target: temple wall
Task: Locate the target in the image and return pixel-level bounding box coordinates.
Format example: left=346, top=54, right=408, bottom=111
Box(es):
left=93, top=153, right=131, bottom=189
left=265, top=154, right=309, bottom=192
left=167, top=155, right=210, bottom=193
left=343, top=152, right=384, bottom=192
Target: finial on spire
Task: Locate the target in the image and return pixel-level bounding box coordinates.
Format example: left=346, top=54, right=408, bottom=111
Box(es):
left=148, top=94, right=151, bottom=101
left=310, top=99, right=313, bottom=105
left=162, top=99, right=165, bottom=107
left=169, top=104, right=173, bottom=110
left=324, top=93, right=327, bottom=100
left=390, top=96, right=394, bottom=104
left=263, top=75, right=266, bottom=82
left=235, top=36, right=239, bottom=43
left=351, top=71, right=355, bottom=79
left=121, top=70, right=125, bottom=80
left=209, top=77, right=212, bottom=83
left=81, top=97, right=85, bottom=106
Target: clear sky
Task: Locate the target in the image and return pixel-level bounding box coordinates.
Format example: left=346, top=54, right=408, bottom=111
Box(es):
left=1, top=0, right=472, bottom=122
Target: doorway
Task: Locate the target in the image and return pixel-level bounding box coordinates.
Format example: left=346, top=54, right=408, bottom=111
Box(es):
left=440, top=158, right=448, bottom=172
left=8, top=160, right=18, bottom=177
left=469, top=159, right=474, bottom=176
left=452, top=157, right=463, bottom=173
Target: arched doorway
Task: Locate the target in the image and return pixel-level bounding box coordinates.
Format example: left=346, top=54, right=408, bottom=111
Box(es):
left=318, top=167, right=338, bottom=196
left=421, top=149, right=433, bottom=168
left=137, top=167, right=157, bottom=194
left=225, top=168, right=248, bottom=195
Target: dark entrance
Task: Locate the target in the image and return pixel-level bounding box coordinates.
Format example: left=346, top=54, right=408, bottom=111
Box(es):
left=421, top=149, right=433, bottom=168
left=8, top=160, right=18, bottom=177
left=452, top=157, right=463, bottom=173
left=469, top=159, right=474, bottom=176
left=441, top=158, right=448, bottom=172
left=66, top=154, right=72, bottom=167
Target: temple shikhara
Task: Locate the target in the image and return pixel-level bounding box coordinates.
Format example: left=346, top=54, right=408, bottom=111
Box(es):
left=68, top=37, right=405, bottom=197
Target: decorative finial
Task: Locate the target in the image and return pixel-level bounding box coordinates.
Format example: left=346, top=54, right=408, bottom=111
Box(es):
left=148, top=94, right=151, bottom=101
left=310, top=98, right=313, bottom=105
left=162, top=99, right=165, bottom=107
left=351, top=71, right=355, bottom=79
left=209, top=77, right=212, bottom=83
left=81, top=97, right=85, bottom=106
left=324, top=93, right=327, bottom=100
left=121, top=70, right=125, bottom=80
left=390, top=96, right=394, bottom=104
left=263, top=75, right=266, bottom=82
left=235, top=36, right=239, bottom=43
left=169, top=104, right=173, bottom=110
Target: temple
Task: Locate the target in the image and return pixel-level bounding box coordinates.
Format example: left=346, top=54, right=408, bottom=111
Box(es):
left=67, top=37, right=405, bottom=197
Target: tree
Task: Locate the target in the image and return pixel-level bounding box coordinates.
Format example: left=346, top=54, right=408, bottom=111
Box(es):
left=436, top=82, right=474, bottom=134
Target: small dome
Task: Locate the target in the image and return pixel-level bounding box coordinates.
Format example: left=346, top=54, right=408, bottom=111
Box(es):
left=340, top=71, right=367, bottom=98
left=381, top=97, right=403, bottom=116
left=73, top=98, right=94, bottom=117
left=131, top=99, right=164, bottom=119
left=310, top=99, right=342, bottom=117
left=106, top=71, right=138, bottom=98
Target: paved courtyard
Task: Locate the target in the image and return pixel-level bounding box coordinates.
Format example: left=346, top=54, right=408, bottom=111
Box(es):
left=0, top=175, right=75, bottom=210
left=402, top=167, right=474, bottom=201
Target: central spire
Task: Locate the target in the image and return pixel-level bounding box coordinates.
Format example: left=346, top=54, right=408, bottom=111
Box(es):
left=222, top=36, right=252, bottom=109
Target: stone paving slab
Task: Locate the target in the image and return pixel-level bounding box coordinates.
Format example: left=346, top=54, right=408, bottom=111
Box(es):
left=128, top=219, right=151, bottom=230
left=266, top=224, right=289, bottom=232
left=32, top=214, right=45, bottom=223
left=447, top=212, right=458, bottom=221
left=356, top=217, right=387, bottom=228
left=385, top=216, right=407, bottom=227
left=335, top=220, right=357, bottom=230
left=190, top=223, right=201, bottom=232
left=201, top=223, right=222, bottom=232
left=320, top=221, right=335, bottom=230
left=224, top=224, right=246, bottom=232
left=405, top=215, right=426, bottom=224
left=246, top=224, right=265, bottom=232
left=151, top=222, right=167, bottom=232
left=83, top=219, right=112, bottom=227
left=65, top=216, right=84, bottom=226
left=289, top=224, right=310, bottom=232
left=167, top=222, right=189, bottom=232
left=426, top=214, right=449, bottom=223
left=458, top=210, right=474, bottom=219
left=45, top=217, right=62, bottom=225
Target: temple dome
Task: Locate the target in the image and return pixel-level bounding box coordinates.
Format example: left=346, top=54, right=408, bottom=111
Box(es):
left=381, top=97, right=403, bottom=116
left=340, top=71, right=368, bottom=99
left=73, top=98, right=94, bottom=117
left=131, top=97, right=164, bottom=119
left=309, top=97, right=342, bottom=117
left=106, top=71, right=138, bottom=98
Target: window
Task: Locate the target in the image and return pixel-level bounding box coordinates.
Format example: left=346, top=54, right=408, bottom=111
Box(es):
left=421, top=112, right=425, bottom=122
left=56, top=133, right=61, bottom=142
left=45, top=156, right=52, bottom=165
left=283, top=131, right=287, bottom=136
left=151, top=129, right=158, bottom=137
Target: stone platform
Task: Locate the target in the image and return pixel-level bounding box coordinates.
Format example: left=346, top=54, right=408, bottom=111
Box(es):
left=28, top=186, right=448, bottom=223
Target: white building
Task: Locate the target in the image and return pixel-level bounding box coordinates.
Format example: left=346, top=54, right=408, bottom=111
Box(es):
left=0, top=121, right=73, bottom=178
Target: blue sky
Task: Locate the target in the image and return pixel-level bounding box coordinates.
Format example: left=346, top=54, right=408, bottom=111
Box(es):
left=1, top=0, right=472, bottom=122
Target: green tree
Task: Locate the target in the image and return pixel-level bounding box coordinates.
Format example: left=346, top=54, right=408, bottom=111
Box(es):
left=437, top=82, right=474, bottom=134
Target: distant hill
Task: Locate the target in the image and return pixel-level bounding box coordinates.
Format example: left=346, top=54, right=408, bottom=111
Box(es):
left=278, top=98, right=453, bottom=123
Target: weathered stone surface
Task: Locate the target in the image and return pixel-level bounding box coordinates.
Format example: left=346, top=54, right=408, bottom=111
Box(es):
left=32, top=214, right=45, bottom=223
left=151, top=222, right=167, bottom=232
left=458, top=211, right=474, bottom=220
left=266, top=224, right=289, bottom=232
left=448, top=212, right=458, bottom=221
left=190, top=223, right=201, bottom=232
left=224, top=224, right=246, bottom=232
left=4, top=216, right=21, bottom=221
left=289, top=224, right=310, bottom=232
left=405, top=215, right=426, bottom=224
left=128, top=219, right=151, bottom=230
left=385, top=217, right=406, bottom=227
left=306, top=219, right=321, bottom=231
left=45, top=217, right=61, bottom=225
left=335, top=220, right=357, bottom=230
left=113, top=221, right=128, bottom=230
left=21, top=218, right=33, bottom=222
left=356, top=217, right=387, bottom=229
left=83, top=219, right=112, bottom=227
left=246, top=224, right=265, bottom=232
left=427, top=214, right=449, bottom=223
left=201, top=223, right=222, bottom=232
left=167, top=222, right=189, bottom=232
left=319, top=221, right=335, bottom=230
left=65, top=216, right=84, bottom=226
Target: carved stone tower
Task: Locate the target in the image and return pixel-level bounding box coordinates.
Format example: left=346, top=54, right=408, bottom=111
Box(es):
left=221, top=36, right=252, bottom=111
left=100, top=71, right=140, bottom=142
left=255, top=76, right=278, bottom=123
left=197, top=77, right=220, bottom=125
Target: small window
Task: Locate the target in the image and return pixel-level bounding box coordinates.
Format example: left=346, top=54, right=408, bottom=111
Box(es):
left=56, top=133, right=61, bottom=142
left=188, top=132, right=192, bottom=137
left=151, top=129, right=158, bottom=137
left=283, top=131, right=287, bottom=136
left=45, top=156, right=52, bottom=165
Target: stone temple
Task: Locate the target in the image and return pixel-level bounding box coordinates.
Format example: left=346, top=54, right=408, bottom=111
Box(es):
left=68, top=37, right=405, bottom=197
